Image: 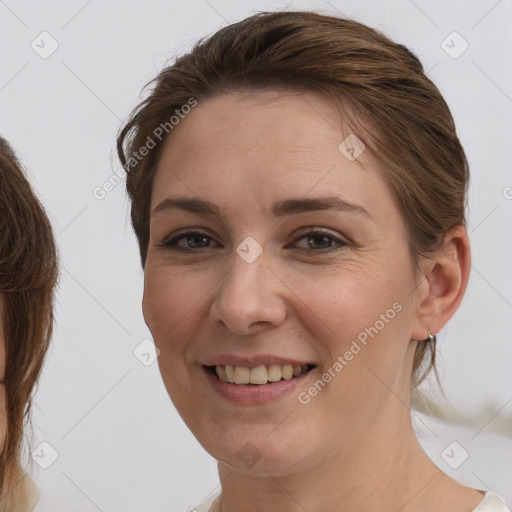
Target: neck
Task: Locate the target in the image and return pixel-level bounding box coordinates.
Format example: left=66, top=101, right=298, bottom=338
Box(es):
left=214, top=410, right=445, bottom=512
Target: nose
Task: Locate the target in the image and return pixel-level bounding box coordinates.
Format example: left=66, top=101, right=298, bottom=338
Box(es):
left=209, top=249, right=287, bottom=335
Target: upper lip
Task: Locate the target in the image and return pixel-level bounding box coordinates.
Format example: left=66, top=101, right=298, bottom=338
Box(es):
left=201, top=354, right=316, bottom=368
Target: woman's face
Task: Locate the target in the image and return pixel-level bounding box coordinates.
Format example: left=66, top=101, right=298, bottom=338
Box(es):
left=143, top=90, right=425, bottom=475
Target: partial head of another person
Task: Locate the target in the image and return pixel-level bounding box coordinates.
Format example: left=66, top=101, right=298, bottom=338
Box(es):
left=0, top=136, right=58, bottom=508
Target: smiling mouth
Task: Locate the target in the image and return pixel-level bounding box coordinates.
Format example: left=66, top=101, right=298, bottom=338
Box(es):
left=205, top=364, right=316, bottom=385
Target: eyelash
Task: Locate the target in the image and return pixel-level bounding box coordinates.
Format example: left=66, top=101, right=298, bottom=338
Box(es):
left=160, top=228, right=348, bottom=254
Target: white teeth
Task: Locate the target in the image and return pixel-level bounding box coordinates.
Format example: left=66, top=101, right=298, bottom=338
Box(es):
left=214, top=363, right=311, bottom=385
left=282, top=365, right=294, bottom=379
left=233, top=366, right=250, bottom=385
left=216, top=365, right=227, bottom=381
left=250, top=365, right=267, bottom=385
left=267, top=365, right=282, bottom=382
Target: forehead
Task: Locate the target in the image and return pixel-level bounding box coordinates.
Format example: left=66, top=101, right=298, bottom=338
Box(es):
left=151, top=90, right=389, bottom=216
left=159, top=89, right=360, bottom=158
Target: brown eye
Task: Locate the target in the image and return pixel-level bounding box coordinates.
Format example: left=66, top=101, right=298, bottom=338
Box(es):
left=291, top=230, right=348, bottom=252
left=161, top=231, right=220, bottom=252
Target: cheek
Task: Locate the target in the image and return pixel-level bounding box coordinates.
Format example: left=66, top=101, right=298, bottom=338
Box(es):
left=142, top=267, right=209, bottom=354
left=281, top=259, right=413, bottom=386
left=143, top=265, right=181, bottom=324
left=142, top=266, right=228, bottom=432
left=290, top=260, right=406, bottom=332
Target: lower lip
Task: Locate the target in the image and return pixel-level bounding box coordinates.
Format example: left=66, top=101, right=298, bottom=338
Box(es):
left=203, top=366, right=314, bottom=404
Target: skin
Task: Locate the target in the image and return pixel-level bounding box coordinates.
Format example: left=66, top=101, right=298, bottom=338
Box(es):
left=143, top=90, right=482, bottom=512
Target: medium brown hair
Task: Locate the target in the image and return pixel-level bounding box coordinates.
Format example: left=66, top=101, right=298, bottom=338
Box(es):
left=0, top=137, right=58, bottom=508
left=117, top=11, right=469, bottom=387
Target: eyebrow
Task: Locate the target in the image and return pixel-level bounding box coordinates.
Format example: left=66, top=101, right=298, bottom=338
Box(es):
left=152, top=196, right=371, bottom=219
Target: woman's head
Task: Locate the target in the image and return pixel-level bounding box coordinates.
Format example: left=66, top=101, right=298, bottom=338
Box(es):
left=0, top=137, right=58, bottom=506
left=118, top=11, right=469, bottom=387
left=118, top=11, right=470, bottom=474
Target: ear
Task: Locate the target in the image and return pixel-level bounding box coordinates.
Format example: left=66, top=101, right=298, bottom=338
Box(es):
left=411, top=225, right=471, bottom=341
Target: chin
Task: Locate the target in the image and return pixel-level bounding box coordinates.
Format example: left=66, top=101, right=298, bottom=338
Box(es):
left=199, top=424, right=315, bottom=476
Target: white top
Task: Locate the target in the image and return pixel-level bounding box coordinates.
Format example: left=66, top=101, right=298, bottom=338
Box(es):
left=190, top=490, right=510, bottom=512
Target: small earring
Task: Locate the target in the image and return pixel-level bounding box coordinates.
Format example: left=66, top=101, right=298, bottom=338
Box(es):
left=423, top=330, right=436, bottom=343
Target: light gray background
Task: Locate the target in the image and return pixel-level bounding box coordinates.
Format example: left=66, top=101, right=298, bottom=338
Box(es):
left=0, top=0, right=511, bottom=510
